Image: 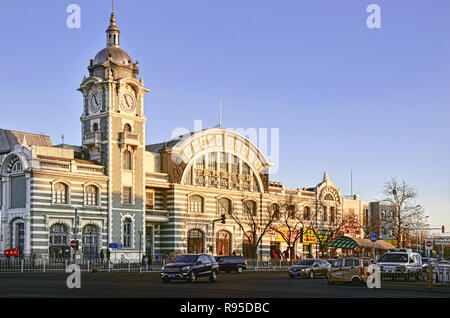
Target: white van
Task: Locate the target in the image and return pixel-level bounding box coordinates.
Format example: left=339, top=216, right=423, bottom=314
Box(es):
left=378, top=249, right=423, bottom=281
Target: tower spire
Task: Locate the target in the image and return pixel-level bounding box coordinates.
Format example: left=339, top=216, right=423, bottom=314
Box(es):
left=106, top=2, right=120, bottom=47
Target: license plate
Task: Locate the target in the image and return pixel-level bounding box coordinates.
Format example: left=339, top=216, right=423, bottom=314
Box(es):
left=168, top=274, right=175, bottom=278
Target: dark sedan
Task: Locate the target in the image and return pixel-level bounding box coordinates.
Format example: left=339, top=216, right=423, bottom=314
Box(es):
left=288, top=259, right=330, bottom=279
left=160, top=254, right=219, bottom=283
left=215, top=255, right=247, bottom=274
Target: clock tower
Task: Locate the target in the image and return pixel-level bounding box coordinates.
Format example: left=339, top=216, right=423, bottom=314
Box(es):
left=78, top=10, right=149, bottom=258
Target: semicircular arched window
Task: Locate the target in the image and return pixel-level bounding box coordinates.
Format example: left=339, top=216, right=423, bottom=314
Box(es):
left=85, top=185, right=99, bottom=206
left=7, top=156, right=23, bottom=173
left=218, top=198, right=232, bottom=215
left=53, top=183, right=68, bottom=204
left=189, top=195, right=204, bottom=213
left=244, top=200, right=257, bottom=217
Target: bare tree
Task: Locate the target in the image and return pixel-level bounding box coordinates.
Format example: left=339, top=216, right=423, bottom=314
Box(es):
left=269, top=194, right=304, bottom=260
left=227, top=198, right=278, bottom=259
left=381, top=178, right=428, bottom=248
left=309, top=209, right=349, bottom=258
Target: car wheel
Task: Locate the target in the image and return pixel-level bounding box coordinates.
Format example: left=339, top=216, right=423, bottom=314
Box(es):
left=289, top=273, right=295, bottom=279
left=162, top=278, right=170, bottom=284
left=189, top=271, right=197, bottom=284
left=236, top=266, right=243, bottom=274
left=326, top=273, right=334, bottom=285
left=351, top=277, right=361, bottom=286
left=309, top=270, right=315, bottom=279
left=209, top=270, right=218, bottom=282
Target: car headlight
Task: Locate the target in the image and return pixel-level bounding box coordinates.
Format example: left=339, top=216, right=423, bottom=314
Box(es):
left=161, top=266, right=165, bottom=271
left=182, top=266, right=191, bottom=271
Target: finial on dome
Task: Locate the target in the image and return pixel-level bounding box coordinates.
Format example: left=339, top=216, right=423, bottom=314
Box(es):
left=106, top=2, right=120, bottom=47
left=323, top=172, right=329, bottom=182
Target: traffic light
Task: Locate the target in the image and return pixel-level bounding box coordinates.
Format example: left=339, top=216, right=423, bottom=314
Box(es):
left=443, top=226, right=445, bottom=233
left=220, top=214, right=226, bottom=224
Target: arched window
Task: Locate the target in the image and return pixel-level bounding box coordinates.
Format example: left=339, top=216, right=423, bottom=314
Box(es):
left=124, top=123, right=132, bottom=132
left=85, top=185, right=99, bottom=206
left=244, top=200, right=257, bottom=217
left=123, top=218, right=133, bottom=248
left=323, top=206, right=328, bottom=222
left=189, top=195, right=204, bottom=213
left=7, top=156, right=23, bottom=173
left=288, top=205, right=296, bottom=219
left=330, top=207, right=336, bottom=224
left=303, top=206, right=311, bottom=220
left=218, top=198, right=232, bottom=215
left=92, top=123, right=99, bottom=132
left=270, top=203, right=280, bottom=219
left=49, top=224, right=69, bottom=259
left=216, top=231, right=231, bottom=256
left=187, top=229, right=204, bottom=253
left=82, top=225, right=99, bottom=260
left=53, top=183, right=68, bottom=204
left=123, top=150, right=132, bottom=170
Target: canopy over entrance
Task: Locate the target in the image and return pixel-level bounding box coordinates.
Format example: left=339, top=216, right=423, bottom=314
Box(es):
left=328, top=236, right=395, bottom=250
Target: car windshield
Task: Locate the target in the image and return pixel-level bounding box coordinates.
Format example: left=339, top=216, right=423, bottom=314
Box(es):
left=381, top=253, right=408, bottom=263
left=174, top=255, right=198, bottom=263
left=296, top=260, right=315, bottom=266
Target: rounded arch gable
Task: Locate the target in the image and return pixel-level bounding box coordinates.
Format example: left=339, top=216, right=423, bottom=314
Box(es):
left=1, top=153, right=29, bottom=175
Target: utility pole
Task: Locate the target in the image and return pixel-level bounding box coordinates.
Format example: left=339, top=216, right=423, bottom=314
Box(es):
left=73, top=208, right=78, bottom=262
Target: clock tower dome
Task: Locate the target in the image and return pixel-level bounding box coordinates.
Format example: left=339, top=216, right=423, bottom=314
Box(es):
left=78, top=9, right=149, bottom=258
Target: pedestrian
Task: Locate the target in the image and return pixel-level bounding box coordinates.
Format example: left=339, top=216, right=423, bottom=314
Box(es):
left=32, top=254, right=36, bottom=268
left=106, top=248, right=110, bottom=262
left=100, top=249, right=104, bottom=264
left=141, top=254, right=146, bottom=267
left=232, top=251, right=236, bottom=256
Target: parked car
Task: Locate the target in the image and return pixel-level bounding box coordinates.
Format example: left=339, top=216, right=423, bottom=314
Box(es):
left=215, top=255, right=247, bottom=274
left=160, top=254, right=219, bottom=283
left=288, top=259, right=330, bottom=279
left=327, top=257, right=371, bottom=286
left=378, top=249, right=422, bottom=281
left=324, top=259, right=338, bottom=266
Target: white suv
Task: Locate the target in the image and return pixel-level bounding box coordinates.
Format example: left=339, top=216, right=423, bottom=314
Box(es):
left=378, top=249, right=423, bottom=281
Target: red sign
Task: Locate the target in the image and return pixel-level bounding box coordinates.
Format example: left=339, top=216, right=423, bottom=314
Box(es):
left=4, top=248, right=19, bottom=257
left=70, top=240, right=78, bottom=249
left=426, top=241, right=432, bottom=247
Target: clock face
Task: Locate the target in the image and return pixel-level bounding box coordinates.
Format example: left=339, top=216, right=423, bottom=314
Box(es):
left=120, top=93, right=136, bottom=112
left=89, top=92, right=102, bottom=113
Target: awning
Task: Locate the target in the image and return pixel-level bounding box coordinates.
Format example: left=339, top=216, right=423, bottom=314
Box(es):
left=327, top=236, right=395, bottom=250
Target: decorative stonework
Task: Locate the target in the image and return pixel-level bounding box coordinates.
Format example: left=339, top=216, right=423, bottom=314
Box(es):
left=173, top=161, right=187, bottom=184
left=259, top=173, right=269, bottom=193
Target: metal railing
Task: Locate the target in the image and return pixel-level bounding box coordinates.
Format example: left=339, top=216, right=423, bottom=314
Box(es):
left=0, top=257, right=298, bottom=273
left=380, top=264, right=450, bottom=287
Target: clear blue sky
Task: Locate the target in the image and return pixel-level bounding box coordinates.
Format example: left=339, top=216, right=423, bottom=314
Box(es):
left=1, top=0, right=449, bottom=230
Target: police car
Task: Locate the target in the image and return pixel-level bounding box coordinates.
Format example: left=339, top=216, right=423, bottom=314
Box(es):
left=378, top=249, right=423, bottom=281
